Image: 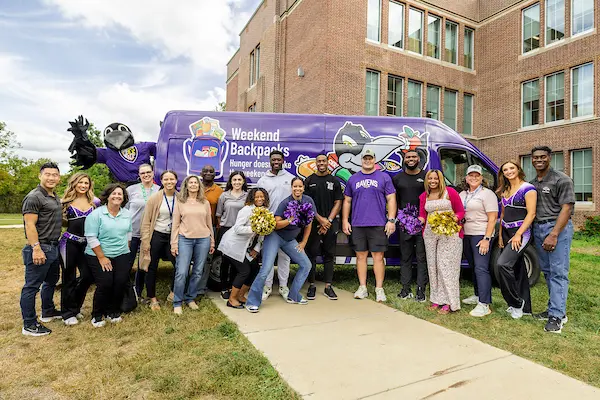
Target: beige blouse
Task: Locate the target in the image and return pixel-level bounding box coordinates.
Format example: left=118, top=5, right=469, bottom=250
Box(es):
left=170, top=199, right=215, bottom=248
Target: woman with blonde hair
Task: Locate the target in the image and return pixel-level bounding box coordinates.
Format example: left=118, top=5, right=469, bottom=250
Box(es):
left=59, top=172, right=100, bottom=325
left=497, top=161, right=536, bottom=319
left=170, top=175, right=215, bottom=315
left=418, top=169, right=465, bottom=314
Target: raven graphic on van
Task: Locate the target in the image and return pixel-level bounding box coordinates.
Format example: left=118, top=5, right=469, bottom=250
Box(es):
left=183, top=117, right=229, bottom=178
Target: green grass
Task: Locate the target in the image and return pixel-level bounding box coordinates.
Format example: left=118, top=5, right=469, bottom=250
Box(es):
left=0, top=229, right=300, bottom=400
left=329, top=240, right=600, bottom=388
left=0, top=213, right=21, bottom=226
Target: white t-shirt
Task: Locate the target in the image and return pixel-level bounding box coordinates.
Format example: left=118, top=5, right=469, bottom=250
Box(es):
left=459, top=186, right=499, bottom=236
left=154, top=195, right=175, bottom=234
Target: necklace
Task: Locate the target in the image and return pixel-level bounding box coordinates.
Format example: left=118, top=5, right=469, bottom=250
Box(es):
left=141, top=184, right=153, bottom=203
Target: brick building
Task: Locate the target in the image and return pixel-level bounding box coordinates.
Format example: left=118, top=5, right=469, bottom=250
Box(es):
left=226, top=0, right=599, bottom=224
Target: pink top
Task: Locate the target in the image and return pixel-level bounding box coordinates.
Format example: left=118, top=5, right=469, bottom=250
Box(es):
left=170, top=199, right=215, bottom=248
left=419, top=187, right=465, bottom=238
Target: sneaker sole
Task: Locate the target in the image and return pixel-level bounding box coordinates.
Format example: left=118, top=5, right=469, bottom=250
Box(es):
left=21, top=328, right=50, bottom=336
left=470, top=310, right=492, bottom=317
left=307, top=296, right=316, bottom=300
left=323, top=293, right=338, bottom=300
left=245, top=306, right=259, bottom=313
left=39, top=316, right=62, bottom=323
left=544, top=326, right=563, bottom=334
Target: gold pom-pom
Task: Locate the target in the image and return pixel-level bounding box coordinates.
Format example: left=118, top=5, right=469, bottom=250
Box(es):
left=427, top=211, right=461, bottom=236
left=249, top=207, right=277, bottom=236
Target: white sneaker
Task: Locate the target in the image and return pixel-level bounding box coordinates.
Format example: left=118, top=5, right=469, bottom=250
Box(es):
left=106, top=315, right=122, bottom=324
left=76, top=313, right=84, bottom=320
left=262, top=286, right=272, bottom=301
left=354, top=285, right=368, bottom=299
left=278, top=286, right=289, bottom=300
left=375, top=287, right=387, bottom=303
left=63, top=316, right=79, bottom=326
left=462, top=295, right=479, bottom=305
left=506, top=300, right=525, bottom=319
left=286, top=296, right=308, bottom=305
left=91, top=317, right=106, bottom=328
left=470, top=302, right=491, bottom=317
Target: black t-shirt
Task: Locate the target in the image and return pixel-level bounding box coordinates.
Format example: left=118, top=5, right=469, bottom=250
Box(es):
left=392, top=170, right=427, bottom=209
left=304, top=173, right=344, bottom=218
left=22, top=185, right=62, bottom=242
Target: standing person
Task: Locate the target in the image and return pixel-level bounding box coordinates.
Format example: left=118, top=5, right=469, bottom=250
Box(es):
left=126, top=164, right=159, bottom=300
left=304, top=153, right=343, bottom=300
left=257, top=150, right=294, bottom=300
left=530, top=146, right=574, bottom=333
left=459, top=165, right=498, bottom=317
left=342, top=149, right=397, bottom=303
left=245, top=178, right=315, bottom=312
left=392, top=150, right=428, bottom=302
left=170, top=175, right=215, bottom=315
left=20, top=162, right=62, bottom=336
left=197, top=164, right=223, bottom=297
left=140, top=170, right=178, bottom=311
left=496, top=161, right=536, bottom=320
left=215, top=171, right=248, bottom=300
left=59, top=172, right=100, bottom=326
left=84, top=183, right=133, bottom=327
left=218, top=188, right=268, bottom=308
left=418, top=170, right=465, bottom=314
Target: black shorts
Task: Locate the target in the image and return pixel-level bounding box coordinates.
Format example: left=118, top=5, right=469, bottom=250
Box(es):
left=351, top=226, right=388, bottom=253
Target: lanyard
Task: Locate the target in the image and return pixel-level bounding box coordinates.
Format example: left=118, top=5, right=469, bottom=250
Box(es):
left=164, top=193, right=175, bottom=219
left=141, top=185, right=152, bottom=203
left=463, top=185, right=482, bottom=209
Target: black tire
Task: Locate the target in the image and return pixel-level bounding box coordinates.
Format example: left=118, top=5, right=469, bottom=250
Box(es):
left=207, top=254, right=222, bottom=291
left=490, top=243, right=541, bottom=287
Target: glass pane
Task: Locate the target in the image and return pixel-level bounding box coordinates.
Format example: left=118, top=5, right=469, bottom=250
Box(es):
left=546, top=72, right=564, bottom=122
left=407, top=81, right=422, bottom=117
left=522, top=80, right=540, bottom=126
left=464, top=28, right=474, bottom=69
left=367, top=0, right=381, bottom=41
left=551, top=152, right=565, bottom=172
left=365, top=71, right=379, bottom=116
left=389, top=2, right=404, bottom=48
left=522, top=156, right=535, bottom=181
left=523, top=4, right=540, bottom=53
left=572, top=63, right=594, bottom=118
left=387, top=76, right=403, bottom=116
left=443, top=90, right=457, bottom=129
left=408, top=9, right=423, bottom=53
left=546, top=0, right=565, bottom=45
left=572, top=0, right=594, bottom=35
left=463, top=94, right=473, bottom=135
left=427, top=15, right=441, bottom=58
left=439, top=148, right=469, bottom=187
left=445, top=21, right=458, bottom=64
left=426, top=85, right=440, bottom=119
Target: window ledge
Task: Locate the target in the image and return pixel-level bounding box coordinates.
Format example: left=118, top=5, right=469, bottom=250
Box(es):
left=575, top=202, right=595, bottom=212
left=519, top=29, right=596, bottom=60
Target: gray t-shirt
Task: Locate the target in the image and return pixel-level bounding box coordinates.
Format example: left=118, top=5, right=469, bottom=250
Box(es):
left=22, top=185, right=62, bottom=242
left=126, top=183, right=159, bottom=238
left=530, top=168, right=575, bottom=222
left=216, top=190, right=248, bottom=227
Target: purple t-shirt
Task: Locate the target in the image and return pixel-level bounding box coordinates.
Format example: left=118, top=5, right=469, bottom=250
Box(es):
left=344, top=170, right=395, bottom=227
left=97, top=142, right=156, bottom=183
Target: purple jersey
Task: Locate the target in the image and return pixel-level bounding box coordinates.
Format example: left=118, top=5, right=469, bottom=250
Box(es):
left=97, top=142, right=156, bottom=183
left=344, top=170, right=395, bottom=227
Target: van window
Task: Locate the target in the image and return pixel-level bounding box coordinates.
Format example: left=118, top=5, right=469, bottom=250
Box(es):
left=439, top=147, right=498, bottom=191
left=469, top=155, right=497, bottom=191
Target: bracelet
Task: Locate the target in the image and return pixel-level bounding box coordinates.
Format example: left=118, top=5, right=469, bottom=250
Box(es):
left=32, top=242, right=40, bottom=248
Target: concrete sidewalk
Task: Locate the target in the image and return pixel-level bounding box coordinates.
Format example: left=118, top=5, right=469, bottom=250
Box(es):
left=211, top=283, right=600, bottom=400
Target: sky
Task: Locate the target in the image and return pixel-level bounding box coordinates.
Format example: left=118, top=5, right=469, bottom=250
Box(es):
left=0, top=0, right=262, bottom=171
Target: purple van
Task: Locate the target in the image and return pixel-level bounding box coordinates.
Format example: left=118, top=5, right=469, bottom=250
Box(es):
left=155, top=111, right=540, bottom=287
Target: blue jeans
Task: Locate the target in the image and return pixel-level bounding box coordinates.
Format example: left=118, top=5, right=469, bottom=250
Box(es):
left=246, top=233, right=312, bottom=308
left=462, top=235, right=492, bottom=304
left=20, top=244, right=61, bottom=326
left=533, top=220, right=573, bottom=318
left=173, top=235, right=211, bottom=307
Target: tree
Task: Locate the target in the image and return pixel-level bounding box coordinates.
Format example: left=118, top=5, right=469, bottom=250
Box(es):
left=215, top=102, right=226, bottom=111
left=0, top=121, right=20, bottom=161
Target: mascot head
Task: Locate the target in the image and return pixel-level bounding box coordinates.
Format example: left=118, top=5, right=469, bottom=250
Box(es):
left=104, top=123, right=135, bottom=151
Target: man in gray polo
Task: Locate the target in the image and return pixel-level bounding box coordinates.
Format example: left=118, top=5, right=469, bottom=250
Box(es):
left=530, top=146, right=575, bottom=334
left=20, top=162, right=63, bottom=336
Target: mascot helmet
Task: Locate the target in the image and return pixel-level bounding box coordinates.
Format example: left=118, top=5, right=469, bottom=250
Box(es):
left=104, top=123, right=135, bottom=151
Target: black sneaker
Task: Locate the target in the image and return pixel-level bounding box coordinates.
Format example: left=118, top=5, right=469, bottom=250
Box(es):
left=40, top=309, right=62, bottom=323
left=307, top=285, right=317, bottom=300
left=398, top=288, right=413, bottom=300
left=22, top=322, right=52, bottom=336
left=416, top=287, right=426, bottom=302
left=533, top=311, right=549, bottom=320
left=323, top=286, right=338, bottom=300
left=220, top=290, right=231, bottom=301
left=544, top=316, right=564, bottom=334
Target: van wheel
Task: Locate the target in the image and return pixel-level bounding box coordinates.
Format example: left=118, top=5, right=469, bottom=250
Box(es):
left=207, top=254, right=222, bottom=291
left=490, top=245, right=540, bottom=287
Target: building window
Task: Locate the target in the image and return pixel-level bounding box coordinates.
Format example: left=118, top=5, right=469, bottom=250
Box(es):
left=367, top=0, right=381, bottom=41
left=366, top=70, right=380, bottom=116
left=572, top=0, right=594, bottom=36
left=522, top=79, right=540, bottom=127
left=546, top=0, right=565, bottom=45
left=387, top=75, right=403, bottom=116
left=443, top=90, right=457, bottom=129
left=249, top=45, right=260, bottom=86
left=408, top=8, right=424, bottom=54
left=248, top=103, right=256, bottom=112
left=407, top=80, right=422, bottom=117
left=521, top=152, right=564, bottom=181
left=572, top=63, right=594, bottom=118
left=427, top=15, right=441, bottom=59
left=545, top=72, right=564, bottom=122
left=426, top=85, right=440, bottom=119
left=388, top=1, right=404, bottom=48
left=464, top=28, right=474, bottom=69
left=523, top=4, right=541, bottom=53
left=572, top=149, right=593, bottom=202
left=445, top=21, right=458, bottom=64
left=463, top=93, right=473, bottom=135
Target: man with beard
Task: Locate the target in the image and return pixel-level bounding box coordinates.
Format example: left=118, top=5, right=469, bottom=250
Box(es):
left=257, top=151, right=294, bottom=300
left=304, top=153, right=343, bottom=300
left=392, top=150, right=428, bottom=302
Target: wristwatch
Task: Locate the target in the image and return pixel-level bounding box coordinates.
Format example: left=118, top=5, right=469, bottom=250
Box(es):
left=387, top=218, right=398, bottom=224
left=32, top=242, right=40, bottom=248
left=328, top=217, right=333, bottom=223
left=483, top=236, right=493, bottom=241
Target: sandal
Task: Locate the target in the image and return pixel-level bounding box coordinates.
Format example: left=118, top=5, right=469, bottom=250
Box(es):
left=150, top=300, right=161, bottom=311
left=428, top=303, right=440, bottom=311
left=438, top=305, right=451, bottom=315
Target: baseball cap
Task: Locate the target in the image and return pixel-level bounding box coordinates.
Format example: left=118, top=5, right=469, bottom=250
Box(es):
left=362, top=149, right=376, bottom=158
left=466, top=165, right=483, bottom=175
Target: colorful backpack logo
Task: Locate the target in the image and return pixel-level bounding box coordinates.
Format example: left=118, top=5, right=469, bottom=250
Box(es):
left=183, top=117, right=229, bottom=178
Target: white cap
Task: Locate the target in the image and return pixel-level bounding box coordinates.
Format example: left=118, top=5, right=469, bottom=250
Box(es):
left=466, top=165, right=483, bottom=175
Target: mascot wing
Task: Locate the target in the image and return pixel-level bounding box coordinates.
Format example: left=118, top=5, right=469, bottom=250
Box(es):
left=67, top=115, right=97, bottom=169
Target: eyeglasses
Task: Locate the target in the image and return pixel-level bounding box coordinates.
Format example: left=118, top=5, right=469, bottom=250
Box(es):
left=140, top=171, right=153, bottom=175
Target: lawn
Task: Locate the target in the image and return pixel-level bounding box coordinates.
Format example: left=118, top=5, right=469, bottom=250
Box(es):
left=332, top=240, right=600, bottom=388
left=0, top=213, right=21, bottom=226
left=0, top=228, right=300, bottom=400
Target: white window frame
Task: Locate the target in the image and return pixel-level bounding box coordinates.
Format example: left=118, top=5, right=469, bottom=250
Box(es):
left=545, top=71, right=565, bottom=123
left=522, top=3, right=541, bottom=54
left=426, top=14, right=441, bottom=59
left=367, top=0, right=382, bottom=42
left=464, top=27, right=475, bottom=69
left=572, top=0, right=595, bottom=37
left=443, top=89, right=458, bottom=130
left=570, top=62, right=595, bottom=120
left=388, top=1, right=404, bottom=49
left=571, top=148, right=593, bottom=203
left=407, top=80, right=423, bottom=117
left=521, top=78, right=540, bottom=128
left=366, top=70, right=380, bottom=116
left=426, top=85, right=441, bottom=119
left=387, top=75, right=404, bottom=117
left=407, top=8, right=424, bottom=55
left=463, top=93, right=474, bottom=135
left=445, top=20, right=459, bottom=64
left=545, top=0, right=565, bottom=46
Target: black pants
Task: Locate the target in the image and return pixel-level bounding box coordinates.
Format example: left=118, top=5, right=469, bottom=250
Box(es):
left=216, top=227, right=235, bottom=290
left=61, top=239, right=94, bottom=319
left=129, top=237, right=145, bottom=296
left=147, top=231, right=176, bottom=298
left=399, top=231, right=428, bottom=289
left=497, top=227, right=532, bottom=313
left=305, top=222, right=337, bottom=284
left=87, top=254, right=131, bottom=319
left=228, top=255, right=260, bottom=289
